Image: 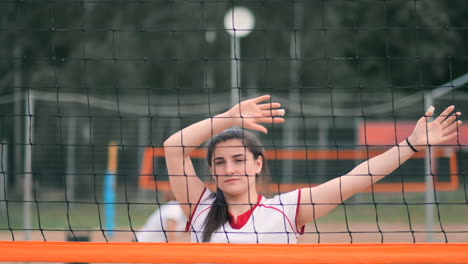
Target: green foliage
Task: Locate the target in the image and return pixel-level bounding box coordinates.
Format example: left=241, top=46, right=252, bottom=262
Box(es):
left=2, top=0, right=467, bottom=96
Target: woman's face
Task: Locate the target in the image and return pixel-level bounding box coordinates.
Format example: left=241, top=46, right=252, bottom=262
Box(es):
left=210, top=139, right=263, bottom=196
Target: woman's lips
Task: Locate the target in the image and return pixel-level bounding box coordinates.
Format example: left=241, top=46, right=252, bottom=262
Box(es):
left=224, top=178, right=240, bottom=183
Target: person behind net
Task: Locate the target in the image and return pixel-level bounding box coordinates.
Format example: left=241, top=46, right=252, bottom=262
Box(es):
left=163, top=95, right=461, bottom=243
left=136, top=190, right=188, bottom=242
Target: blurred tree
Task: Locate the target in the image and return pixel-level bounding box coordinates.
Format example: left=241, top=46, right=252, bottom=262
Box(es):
left=315, top=0, right=468, bottom=90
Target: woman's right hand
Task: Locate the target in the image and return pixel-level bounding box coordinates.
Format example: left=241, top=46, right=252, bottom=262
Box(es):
left=225, top=95, right=285, bottom=133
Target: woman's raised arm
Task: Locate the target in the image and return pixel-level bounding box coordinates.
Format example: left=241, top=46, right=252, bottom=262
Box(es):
left=297, top=105, right=462, bottom=227
left=163, top=95, right=285, bottom=218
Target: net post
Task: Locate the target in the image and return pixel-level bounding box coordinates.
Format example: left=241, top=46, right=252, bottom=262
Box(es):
left=23, top=91, right=34, bottom=241
left=66, top=117, right=77, bottom=205
left=0, top=139, right=7, bottom=217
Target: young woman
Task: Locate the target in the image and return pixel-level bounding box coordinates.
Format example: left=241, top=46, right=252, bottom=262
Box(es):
left=163, top=95, right=461, bottom=243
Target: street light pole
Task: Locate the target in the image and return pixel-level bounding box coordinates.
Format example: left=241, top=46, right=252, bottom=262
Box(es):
left=423, top=73, right=468, bottom=242
left=224, top=7, right=255, bottom=106
left=230, top=37, right=241, bottom=106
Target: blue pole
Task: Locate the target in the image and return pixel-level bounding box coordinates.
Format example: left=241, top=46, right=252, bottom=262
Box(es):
left=104, top=170, right=116, bottom=238
left=104, top=143, right=118, bottom=238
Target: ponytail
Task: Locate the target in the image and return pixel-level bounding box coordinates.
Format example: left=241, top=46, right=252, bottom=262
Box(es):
left=202, top=188, right=228, bottom=242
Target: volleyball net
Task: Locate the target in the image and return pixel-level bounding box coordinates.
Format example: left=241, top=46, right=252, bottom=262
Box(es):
left=1, top=0, right=468, bottom=263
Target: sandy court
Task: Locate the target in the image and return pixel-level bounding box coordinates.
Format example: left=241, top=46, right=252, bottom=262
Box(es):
left=299, top=223, right=468, bottom=243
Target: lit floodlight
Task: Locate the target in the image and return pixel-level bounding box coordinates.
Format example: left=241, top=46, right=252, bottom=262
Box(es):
left=224, top=6, right=255, bottom=38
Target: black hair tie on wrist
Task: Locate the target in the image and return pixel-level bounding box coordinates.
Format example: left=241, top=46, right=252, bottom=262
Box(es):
left=406, top=138, right=418, bottom=152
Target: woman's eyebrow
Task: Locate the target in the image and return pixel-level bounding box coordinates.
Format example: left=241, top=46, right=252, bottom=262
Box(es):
left=214, top=154, right=246, bottom=160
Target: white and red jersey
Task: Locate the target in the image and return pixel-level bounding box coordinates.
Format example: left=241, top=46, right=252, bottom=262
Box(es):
left=186, top=189, right=304, bottom=243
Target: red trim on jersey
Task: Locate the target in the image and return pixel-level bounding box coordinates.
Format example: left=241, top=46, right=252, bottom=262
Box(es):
left=295, top=189, right=305, bottom=235
left=227, top=195, right=263, bottom=230
left=258, top=204, right=298, bottom=237
left=185, top=188, right=207, bottom=232
left=191, top=205, right=213, bottom=228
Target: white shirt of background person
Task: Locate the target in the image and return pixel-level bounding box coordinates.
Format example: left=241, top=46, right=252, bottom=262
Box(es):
left=136, top=200, right=187, bottom=242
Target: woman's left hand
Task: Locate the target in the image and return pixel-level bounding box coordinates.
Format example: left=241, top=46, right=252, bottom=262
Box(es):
left=225, top=95, right=285, bottom=133
left=408, top=105, right=462, bottom=151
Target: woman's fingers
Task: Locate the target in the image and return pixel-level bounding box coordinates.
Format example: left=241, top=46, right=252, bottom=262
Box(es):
left=441, top=130, right=459, bottom=143
left=434, top=105, right=455, bottom=124
left=262, top=109, right=285, bottom=117
left=252, top=95, right=271, bottom=104
left=443, top=120, right=462, bottom=136
left=251, top=95, right=284, bottom=113
left=425, top=106, right=435, bottom=116
left=245, top=123, right=268, bottom=134
left=237, top=115, right=285, bottom=125
left=440, top=114, right=458, bottom=129
left=258, top=102, right=281, bottom=110
left=245, top=117, right=286, bottom=134
left=412, top=105, right=462, bottom=147
left=441, top=111, right=461, bottom=126
left=255, top=117, right=285, bottom=124
left=235, top=95, right=286, bottom=132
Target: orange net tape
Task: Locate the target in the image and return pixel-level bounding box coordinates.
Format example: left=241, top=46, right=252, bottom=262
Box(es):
left=0, top=242, right=467, bottom=264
